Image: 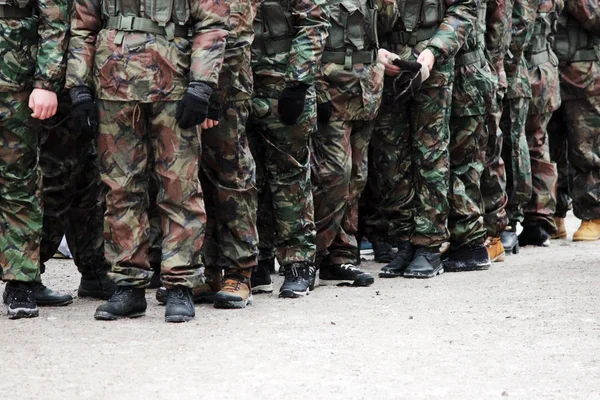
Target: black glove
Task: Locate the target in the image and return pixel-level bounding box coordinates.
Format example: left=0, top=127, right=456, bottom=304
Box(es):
left=207, top=104, right=220, bottom=122
left=391, top=59, right=423, bottom=105
left=176, top=82, right=212, bottom=129
left=278, top=83, right=309, bottom=125
left=70, top=86, right=98, bottom=138
left=317, top=101, right=332, bottom=125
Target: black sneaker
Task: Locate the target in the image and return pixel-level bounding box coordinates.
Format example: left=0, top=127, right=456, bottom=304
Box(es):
left=5, top=282, right=39, bottom=319
left=279, top=262, right=311, bottom=298
left=319, top=264, right=374, bottom=287
left=501, top=228, right=520, bottom=255
left=251, top=259, right=273, bottom=294
left=94, top=287, right=147, bottom=320
left=373, top=241, right=393, bottom=263
left=78, top=273, right=117, bottom=300
left=442, top=244, right=491, bottom=272
left=165, top=287, right=195, bottom=322
left=403, top=246, right=443, bottom=279
left=518, top=226, right=550, bottom=247
left=33, top=282, right=73, bottom=306
left=379, top=240, right=414, bottom=278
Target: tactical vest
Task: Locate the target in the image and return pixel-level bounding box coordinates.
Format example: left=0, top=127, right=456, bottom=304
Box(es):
left=101, top=0, right=192, bottom=44
left=554, top=11, right=600, bottom=65
left=252, top=0, right=296, bottom=57
left=384, top=0, right=445, bottom=47
left=321, top=0, right=378, bottom=69
left=526, top=1, right=560, bottom=68
left=0, top=0, right=33, bottom=19
left=455, top=0, right=487, bottom=67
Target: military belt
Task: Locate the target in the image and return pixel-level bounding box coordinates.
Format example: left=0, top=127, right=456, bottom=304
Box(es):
left=527, top=50, right=550, bottom=68
left=0, top=5, right=33, bottom=18
left=105, top=16, right=191, bottom=41
left=571, top=49, right=598, bottom=62
left=322, top=49, right=377, bottom=70
left=386, top=27, right=438, bottom=46
left=455, top=48, right=485, bottom=68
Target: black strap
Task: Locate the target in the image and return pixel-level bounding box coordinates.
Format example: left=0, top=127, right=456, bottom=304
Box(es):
left=0, top=5, right=33, bottom=18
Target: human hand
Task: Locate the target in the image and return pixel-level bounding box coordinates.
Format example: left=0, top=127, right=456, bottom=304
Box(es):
left=29, top=88, right=58, bottom=120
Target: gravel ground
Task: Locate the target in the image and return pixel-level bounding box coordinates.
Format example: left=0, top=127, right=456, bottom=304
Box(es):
left=1, top=213, right=599, bottom=400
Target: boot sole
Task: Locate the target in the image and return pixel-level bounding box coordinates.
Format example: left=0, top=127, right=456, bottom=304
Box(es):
left=165, top=314, right=194, bottom=323
left=550, top=233, right=567, bottom=240
left=318, top=278, right=374, bottom=287
left=94, top=311, right=146, bottom=320
left=403, top=266, right=444, bottom=279
left=573, top=237, right=600, bottom=242
left=8, top=307, right=39, bottom=319
left=490, top=252, right=506, bottom=263
left=444, top=263, right=491, bottom=272
left=213, top=294, right=253, bottom=309
left=278, top=288, right=309, bottom=298
left=378, top=271, right=405, bottom=278
left=251, top=284, right=274, bottom=294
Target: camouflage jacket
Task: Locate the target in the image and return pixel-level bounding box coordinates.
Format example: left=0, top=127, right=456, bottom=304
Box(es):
left=0, top=0, right=70, bottom=93
left=486, top=0, right=512, bottom=94
left=315, top=0, right=384, bottom=121
left=504, top=0, right=536, bottom=99
left=251, top=0, right=329, bottom=98
left=556, top=0, right=600, bottom=100
left=66, top=0, right=230, bottom=102
left=526, top=0, right=563, bottom=114
left=211, top=0, right=256, bottom=105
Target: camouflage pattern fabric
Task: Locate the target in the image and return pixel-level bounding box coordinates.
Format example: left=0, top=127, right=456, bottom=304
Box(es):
left=39, top=92, right=110, bottom=278
left=0, top=91, right=42, bottom=282
left=66, top=0, right=230, bottom=99
left=97, top=100, right=206, bottom=289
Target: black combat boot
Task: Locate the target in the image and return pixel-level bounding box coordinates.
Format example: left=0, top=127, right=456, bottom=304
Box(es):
left=442, top=244, right=491, bottom=272
left=165, top=287, right=195, bottom=322
left=251, top=259, right=273, bottom=294
left=319, top=263, right=374, bottom=287
left=379, top=240, right=414, bottom=278
left=33, top=282, right=73, bottom=306
left=156, top=268, right=221, bottom=305
left=279, top=262, right=311, bottom=298
left=403, top=246, right=443, bottom=279
left=372, top=241, right=393, bottom=263
left=5, top=281, right=39, bottom=319
left=94, top=287, right=147, bottom=320
left=518, top=226, right=550, bottom=247
left=78, top=268, right=117, bottom=300
left=500, top=226, right=520, bottom=255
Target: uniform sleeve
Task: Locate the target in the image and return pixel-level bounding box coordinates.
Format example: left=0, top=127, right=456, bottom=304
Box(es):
left=189, top=0, right=231, bottom=87
left=33, top=0, right=70, bottom=92
left=286, top=0, right=329, bottom=86
left=486, top=0, right=513, bottom=90
left=65, top=0, right=102, bottom=89
left=504, top=0, right=536, bottom=80
left=425, top=0, right=477, bottom=63
left=566, top=0, right=600, bottom=36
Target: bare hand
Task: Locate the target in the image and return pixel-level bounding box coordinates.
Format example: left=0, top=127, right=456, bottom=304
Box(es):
left=201, top=119, right=219, bottom=130
left=377, top=49, right=401, bottom=76
left=29, top=89, right=58, bottom=120
left=417, top=49, right=436, bottom=73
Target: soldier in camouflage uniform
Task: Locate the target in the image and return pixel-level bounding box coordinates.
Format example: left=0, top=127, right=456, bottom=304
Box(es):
left=497, top=0, right=537, bottom=254
left=0, top=0, right=69, bottom=319
left=370, top=0, right=476, bottom=279
left=442, top=0, right=496, bottom=271
left=517, top=0, right=563, bottom=247
left=311, top=0, right=383, bottom=287
left=548, top=0, right=600, bottom=242
left=38, top=92, right=116, bottom=303
left=67, top=0, right=229, bottom=322
left=248, top=0, right=328, bottom=297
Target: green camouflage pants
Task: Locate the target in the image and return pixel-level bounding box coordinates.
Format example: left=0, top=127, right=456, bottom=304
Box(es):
left=201, top=100, right=258, bottom=271
left=97, top=100, right=205, bottom=289
left=312, top=119, right=373, bottom=265
left=481, top=92, right=509, bottom=237
left=548, top=97, right=600, bottom=220
left=548, top=110, right=571, bottom=218
left=247, top=94, right=317, bottom=265
left=365, top=81, right=452, bottom=247
left=522, top=112, right=557, bottom=233
left=0, top=90, right=41, bottom=283
left=500, top=97, right=532, bottom=225
left=39, top=92, right=109, bottom=278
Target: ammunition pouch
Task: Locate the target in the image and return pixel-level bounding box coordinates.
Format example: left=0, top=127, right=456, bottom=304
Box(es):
left=554, top=13, right=600, bottom=65
left=455, top=47, right=485, bottom=68
left=252, top=0, right=295, bottom=57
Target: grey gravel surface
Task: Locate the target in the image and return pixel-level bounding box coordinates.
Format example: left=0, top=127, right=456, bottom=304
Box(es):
left=1, top=213, right=599, bottom=400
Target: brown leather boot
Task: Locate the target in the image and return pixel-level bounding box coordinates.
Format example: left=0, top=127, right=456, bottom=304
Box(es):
left=550, top=217, right=567, bottom=239
left=213, top=269, right=252, bottom=309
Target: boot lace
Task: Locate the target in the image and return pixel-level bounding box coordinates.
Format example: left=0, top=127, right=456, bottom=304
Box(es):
left=10, top=287, right=35, bottom=304
left=167, top=288, right=190, bottom=305
left=108, top=287, right=130, bottom=303
left=222, top=274, right=247, bottom=293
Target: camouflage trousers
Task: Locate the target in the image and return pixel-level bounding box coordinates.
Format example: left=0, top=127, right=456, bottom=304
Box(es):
left=364, top=83, right=452, bottom=247
left=481, top=92, right=509, bottom=237
left=522, top=112, right=557, bottom=233
left=39, top=93, right=109, bottom=278
left=500, top=97, right=532, bottom=225
left=0, top=90, right=41, bottom=283
left=548, top=111, right=571, bottom=218
left=200, top=100, right=258, bottom=271
left=548, top=97, right=600, bottom=220
left=97, top=100, right=205, bottom=289
left=312, top=119, right=373, bottom=265
left=247, top=94, right=317, bottom=265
